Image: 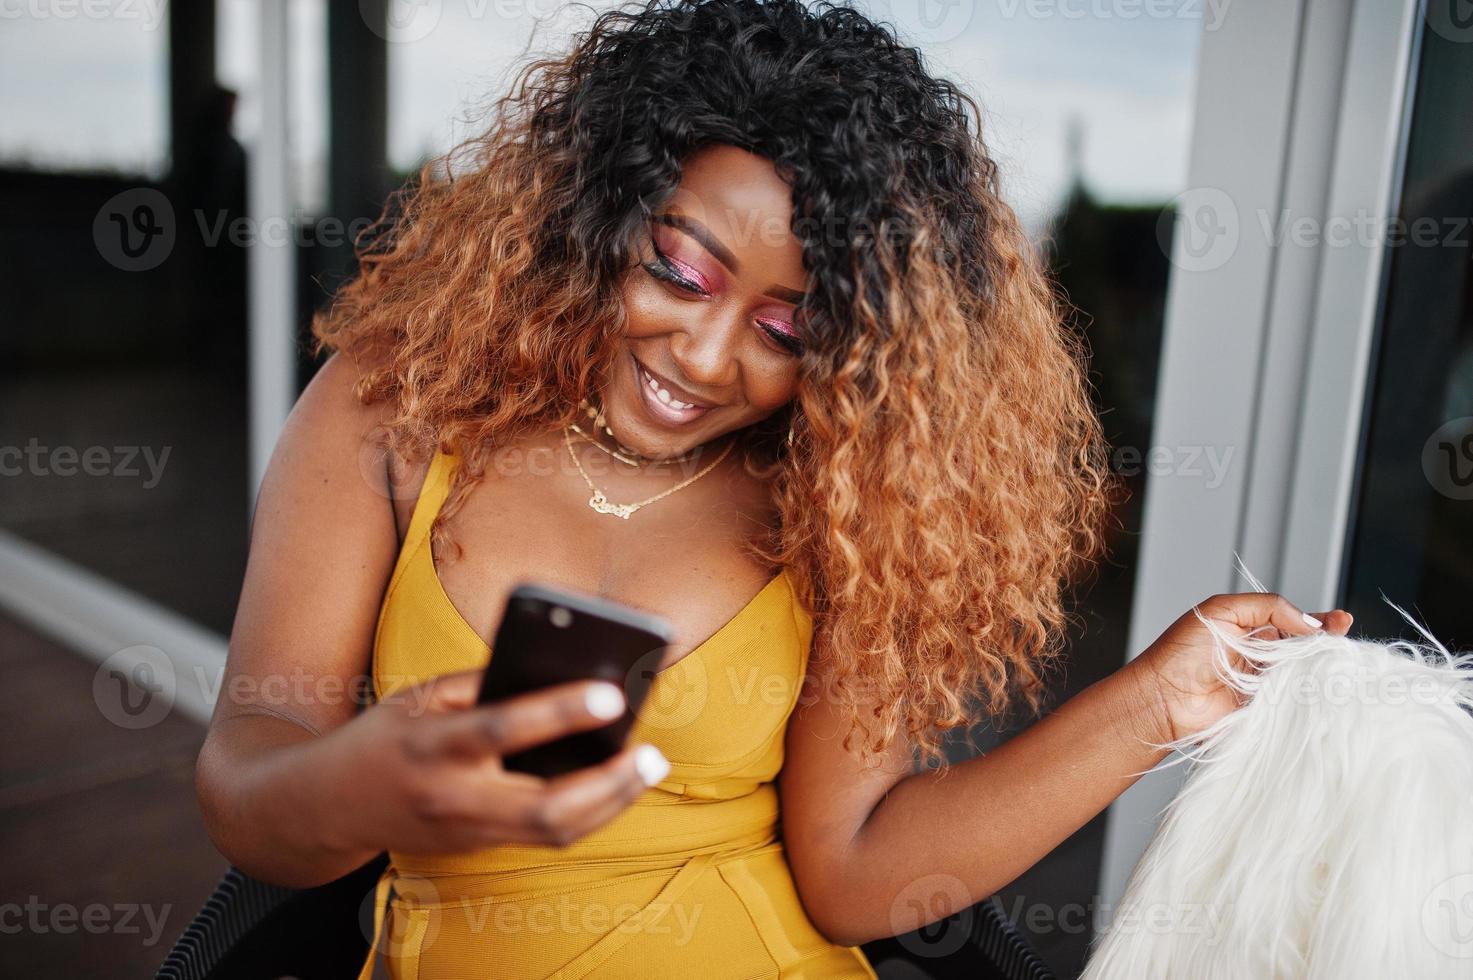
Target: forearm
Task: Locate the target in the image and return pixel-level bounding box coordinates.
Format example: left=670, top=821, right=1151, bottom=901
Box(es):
left=195, top=714, right=379, bottom=888
left=816, top=662, right=1169, bottom=946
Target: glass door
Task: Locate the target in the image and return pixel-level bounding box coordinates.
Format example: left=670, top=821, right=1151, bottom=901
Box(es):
left=1341, top=0, right=1473, bottom=648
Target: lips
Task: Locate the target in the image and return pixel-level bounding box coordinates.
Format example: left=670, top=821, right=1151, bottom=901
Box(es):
left=634, top=357, right=715, bottom=408
left=632, top=355, right=714, bottom=426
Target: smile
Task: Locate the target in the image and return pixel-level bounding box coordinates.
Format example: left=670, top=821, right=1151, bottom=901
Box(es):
left=632, top=355, right=714, bottom=426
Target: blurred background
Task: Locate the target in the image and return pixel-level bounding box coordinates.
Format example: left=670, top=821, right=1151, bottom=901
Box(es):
left=1, top=0, right=1468, bottom=976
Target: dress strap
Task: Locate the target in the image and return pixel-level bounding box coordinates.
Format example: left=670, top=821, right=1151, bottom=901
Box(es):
left=387, top=448, right=459, bottom=589
left=406, top=448, right=457, bottom=554
left=356, top=862, right=397, bottom=980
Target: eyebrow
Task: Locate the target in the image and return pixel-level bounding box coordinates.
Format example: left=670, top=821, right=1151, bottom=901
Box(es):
left=654, top=212, right=808, bottom=305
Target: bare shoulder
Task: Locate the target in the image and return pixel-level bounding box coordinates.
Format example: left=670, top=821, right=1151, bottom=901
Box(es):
left=262, top=352, right=434, bottom=537
left=223, top=351, right=407, bottom=734
left=272, top=352, right=392, bottom=487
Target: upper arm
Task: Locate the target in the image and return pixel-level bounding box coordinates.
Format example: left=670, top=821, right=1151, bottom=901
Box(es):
left=779, top=653, right=915, bottom=934
left=211, top=352, right=403, bottom=738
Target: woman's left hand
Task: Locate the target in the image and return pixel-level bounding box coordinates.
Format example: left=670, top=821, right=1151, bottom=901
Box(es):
left=1124, top=592, right=1354, bottom=746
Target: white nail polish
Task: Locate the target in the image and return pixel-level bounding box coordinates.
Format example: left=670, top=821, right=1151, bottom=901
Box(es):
left=585, top=683, right=625, bottom=720
left=1303, top=612, right=1324, bottom=629
left=635, top=745, right=670, bottom=786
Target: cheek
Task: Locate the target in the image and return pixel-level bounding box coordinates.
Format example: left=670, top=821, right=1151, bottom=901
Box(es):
left=619, top=280, right=667, bottom=341
left=745, top=363, right=801, bottom=413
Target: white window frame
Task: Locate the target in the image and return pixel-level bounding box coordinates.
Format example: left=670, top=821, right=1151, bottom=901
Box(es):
left=1097, top=0, right=1424, bottom=909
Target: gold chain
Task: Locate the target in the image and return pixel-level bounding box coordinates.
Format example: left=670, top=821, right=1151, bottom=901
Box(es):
left=563, top=426, right=733, bottom=519
left=578, top=397, right=699, bottom=466
left=568, top=423, right=643, bottom=468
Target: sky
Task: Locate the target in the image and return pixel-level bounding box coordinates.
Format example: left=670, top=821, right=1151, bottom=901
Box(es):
left=0, top=0, right=1204, bottom=233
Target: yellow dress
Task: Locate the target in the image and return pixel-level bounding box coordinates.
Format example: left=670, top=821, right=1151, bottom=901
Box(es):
left=357, top=448, right=878, bottom=980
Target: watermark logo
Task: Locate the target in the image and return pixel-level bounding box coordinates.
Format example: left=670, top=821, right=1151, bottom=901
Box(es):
left=871, top=0, right=977, bottom=44
left=1426, top=0, right=1473, bottom=44
left=94, top=188, right=175, bottom=272
left=629, top=647, right=709, bottom=732
left=361, top=872, right=443, bottom=960
left=93, top=645, right=175, bottom=730
left=888, top=873, right=976, bottom=959
left=1423, top=417, right=1473, bottom=501
left=1158, top=187, right=1240, bottom=272
left=1422, top=872, right=1473, bottom=960
left=369, top=0, right=443, bottom=43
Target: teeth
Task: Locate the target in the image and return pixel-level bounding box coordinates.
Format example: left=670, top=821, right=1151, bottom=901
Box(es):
left=640, top=366, right=697, bottom=411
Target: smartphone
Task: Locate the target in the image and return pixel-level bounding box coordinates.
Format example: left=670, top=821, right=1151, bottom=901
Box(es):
left=475, top=582, right=676, bottom=779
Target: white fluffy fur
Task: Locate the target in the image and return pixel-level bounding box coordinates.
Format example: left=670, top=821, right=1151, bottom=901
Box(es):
left=1082, top=593, right=1473, bottom=980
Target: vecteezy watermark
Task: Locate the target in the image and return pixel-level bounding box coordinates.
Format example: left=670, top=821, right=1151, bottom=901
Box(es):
left=1423, top=416, right=1473, bottom=501
left=887, top=886, right=1231, bottom=950
left=364, top=0, right=593, bottom=45
left=865, top=0, right=978, bottom=44
left=1038, top=896, right=1230, bottom=942
left=460, top=893, right=705, bottom=944
left=0, top=439, right=171, bottom=488
left=94, top=193, right=428, bottom=273
left=1255, top=663, right=1467, bottom=710
left=1158, top=187, right=1240, bottom=273
left=1111, top=443, right=1235, bottom=490
left=93, top=646, right=176, bottom=730
left=359, top=876, right=705, bottom=960
left=888, top=874, right=978, bottom=958
left=0, top=0, right=167, bottom=30
left=1422, top=872, right=1473, bottom=960
left=994, top=0, right=1232, bottom=31
left=1257, top=209, right=1473, bottom=251
left=93, top=187, right=175, bottom=272
left=93, top=657, right=563, bottom=730
left=0, top=898, right=171, bottom=946
left=1425, top=0, right=1473, bottom=44
left=1160, top=188, right=1473, bottom=272
left=192, top=209, right=383, bottom=250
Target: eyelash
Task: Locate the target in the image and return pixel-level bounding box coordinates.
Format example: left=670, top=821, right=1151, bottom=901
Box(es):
left=642, top=246, right=806, bottom=358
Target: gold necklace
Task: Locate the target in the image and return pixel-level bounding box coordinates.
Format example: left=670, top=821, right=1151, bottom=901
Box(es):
left=576, top=397, right=701, bottom=466
left=569, top=423, right=642, bottom=468
left=563, top=426, right=733, bottom=519
left=579, top=397, right=671, bottom=462
left=569, top=422, right=706, bottom=470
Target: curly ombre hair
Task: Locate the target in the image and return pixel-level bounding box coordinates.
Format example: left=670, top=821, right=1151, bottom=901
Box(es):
left=312, top=0, right=1118, bottom=770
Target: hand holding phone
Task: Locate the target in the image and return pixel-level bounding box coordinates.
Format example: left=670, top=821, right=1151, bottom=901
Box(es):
left=476, top=582, right=677, bottom=779
left=299, top=668, right=672, bottom=863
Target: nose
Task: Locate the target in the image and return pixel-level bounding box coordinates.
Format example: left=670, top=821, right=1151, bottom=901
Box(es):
left=667, top=310, right=741, bottom=393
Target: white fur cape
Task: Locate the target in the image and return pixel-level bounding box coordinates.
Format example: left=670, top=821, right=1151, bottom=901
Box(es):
left=1082, top=600, right=1473, bottom=980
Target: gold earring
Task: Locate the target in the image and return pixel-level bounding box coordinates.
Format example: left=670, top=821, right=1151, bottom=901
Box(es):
left=786, top=418, right=795, bottom=448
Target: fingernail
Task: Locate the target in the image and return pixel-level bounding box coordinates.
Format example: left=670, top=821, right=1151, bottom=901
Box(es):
left=635, top=745, right=670, bottom=786
left=585, top=683, right=625, bottom=720
left=1302, top=612, right=1324, bottom=629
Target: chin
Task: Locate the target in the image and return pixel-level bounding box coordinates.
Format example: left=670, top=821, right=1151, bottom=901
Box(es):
left=603, top=354, right=729, bottom=458
left=599, top=395, right=693, bottom=460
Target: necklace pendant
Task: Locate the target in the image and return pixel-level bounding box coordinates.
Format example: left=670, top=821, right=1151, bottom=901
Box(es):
left=588, top=490, right=635, bottom=520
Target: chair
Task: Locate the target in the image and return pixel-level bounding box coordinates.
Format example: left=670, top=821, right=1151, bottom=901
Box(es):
left=155, top=856, right=1057, bottom=980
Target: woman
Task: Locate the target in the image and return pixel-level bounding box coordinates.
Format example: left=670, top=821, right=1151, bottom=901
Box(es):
left=195, top=0, right=1352, bottom=976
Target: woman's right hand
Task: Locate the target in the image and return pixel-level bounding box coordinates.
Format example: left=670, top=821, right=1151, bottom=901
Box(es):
left=307, top=670, right=670, bottom=857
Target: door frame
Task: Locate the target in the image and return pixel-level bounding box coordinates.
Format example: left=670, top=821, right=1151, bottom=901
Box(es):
left=1096, top=0, right=1424, bottom=910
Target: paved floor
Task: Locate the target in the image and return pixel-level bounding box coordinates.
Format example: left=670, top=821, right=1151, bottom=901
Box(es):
left=0, top=613, right=225, bottom=978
